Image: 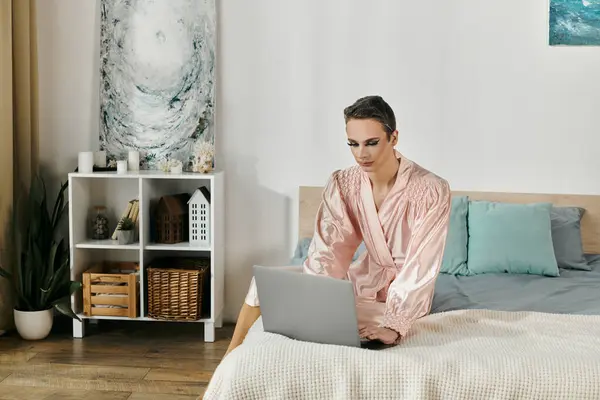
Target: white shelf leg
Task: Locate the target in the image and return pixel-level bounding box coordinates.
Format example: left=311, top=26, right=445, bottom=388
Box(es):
left=215, top=312, right=223, bottom=328
left=204, top=322, right=215, bottom=342
left=73, top=319, right=85, bottom=339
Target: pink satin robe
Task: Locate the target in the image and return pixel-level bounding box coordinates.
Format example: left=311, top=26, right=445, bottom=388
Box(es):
left=245, top=153, right=451, bottom=338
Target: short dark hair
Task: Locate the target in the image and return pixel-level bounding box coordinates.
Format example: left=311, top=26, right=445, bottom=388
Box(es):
left=343, top=95, right=396, bottom=138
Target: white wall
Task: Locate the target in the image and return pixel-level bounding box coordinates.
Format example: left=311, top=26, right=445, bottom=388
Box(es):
left=440, top=1, right=600, bottom=194
left=37, top=0, right=100, bottom=181
left=37, top=0, right=600, bottom=322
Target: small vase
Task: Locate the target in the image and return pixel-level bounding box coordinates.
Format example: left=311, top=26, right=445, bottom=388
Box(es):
left=14, top=308, right=53, bottom=340
left=118, top=230, right=134, bottom=245
left=91, top=206, right=110, bottom=240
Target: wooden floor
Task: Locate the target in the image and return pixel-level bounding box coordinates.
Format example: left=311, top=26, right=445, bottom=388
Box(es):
left=0, top=318, right=232, bottom=399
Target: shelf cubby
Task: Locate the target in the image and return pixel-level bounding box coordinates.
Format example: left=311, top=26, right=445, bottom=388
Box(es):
left=68, top=170, right=224, bottom=342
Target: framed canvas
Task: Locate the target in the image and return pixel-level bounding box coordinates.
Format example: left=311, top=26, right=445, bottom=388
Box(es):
left=549, top=0, right=600, bottom=45
left=99, top=0, right=216, bottom=170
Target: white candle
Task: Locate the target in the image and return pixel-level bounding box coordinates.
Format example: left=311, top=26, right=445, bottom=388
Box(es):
left=128, top=150, right=140, bottom=171
left=94, top=151, right=106, bottom=167
left=78, top=151, right=94, bottom=173
left=117, top=160, right=128, bottom=174
left=170, top=163, right=183, bottom=174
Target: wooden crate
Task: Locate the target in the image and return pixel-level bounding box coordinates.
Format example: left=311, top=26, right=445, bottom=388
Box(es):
left=82, top=261, right=139, bottom=318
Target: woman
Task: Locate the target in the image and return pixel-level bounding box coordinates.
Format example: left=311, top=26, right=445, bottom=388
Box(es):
left=226, top=95, right=451, bottom=355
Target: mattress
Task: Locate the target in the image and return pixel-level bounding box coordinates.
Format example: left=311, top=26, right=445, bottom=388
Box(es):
left=432, top=254, right=600, bottom=315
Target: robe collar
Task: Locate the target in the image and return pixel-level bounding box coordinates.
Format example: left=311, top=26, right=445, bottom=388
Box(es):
left=360, top=149, right=413, bottom=208
left=357, top=149, right=413, bottom=268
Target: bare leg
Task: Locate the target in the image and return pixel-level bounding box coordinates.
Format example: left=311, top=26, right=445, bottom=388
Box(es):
left=225, top=303, right=261, bottom=357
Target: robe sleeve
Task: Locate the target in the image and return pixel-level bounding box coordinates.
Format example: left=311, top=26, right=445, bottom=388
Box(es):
left=381, top=178, right=451, bottom=338
left=303, top=171, right=362, bottom=279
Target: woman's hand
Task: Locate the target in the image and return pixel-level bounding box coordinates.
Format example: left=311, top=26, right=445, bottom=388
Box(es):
left=359, top=325, right=400, bottom=344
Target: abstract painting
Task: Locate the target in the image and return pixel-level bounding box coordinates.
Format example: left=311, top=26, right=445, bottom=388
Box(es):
left=99, top=0, right=216, bottom=170
left=549, top=0, right=600, bottom=45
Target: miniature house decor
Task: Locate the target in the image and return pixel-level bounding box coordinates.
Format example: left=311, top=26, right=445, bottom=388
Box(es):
left=155, top=193, right=190, bottom=244
left=188, top=186, right=211, bottom=248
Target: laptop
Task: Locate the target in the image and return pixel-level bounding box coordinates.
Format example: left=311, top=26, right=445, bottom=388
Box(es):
left=253, top=265, right=393, bottom=350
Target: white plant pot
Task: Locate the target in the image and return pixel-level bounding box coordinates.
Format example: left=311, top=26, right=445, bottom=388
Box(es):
left=14, top=308, right=53, bottom=340
left=118, top=229, right=134, bottom=245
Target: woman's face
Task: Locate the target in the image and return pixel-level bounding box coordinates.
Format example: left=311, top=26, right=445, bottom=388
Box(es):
left=346, top=118, right=397, bottom=173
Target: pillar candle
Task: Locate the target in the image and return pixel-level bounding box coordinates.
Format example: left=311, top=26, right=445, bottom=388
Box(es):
left=78, top=151, right=94, bottom=173
left=94, top=151, right=106, bottom=167
left=128, top=150, right=140, bottom=171
left=170, top=163, right=183, bottom=174
left=117, top=160, right=128, bottom=174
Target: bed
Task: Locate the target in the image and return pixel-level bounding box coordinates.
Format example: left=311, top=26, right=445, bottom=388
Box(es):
left=204, top=188, right=600, bottom=400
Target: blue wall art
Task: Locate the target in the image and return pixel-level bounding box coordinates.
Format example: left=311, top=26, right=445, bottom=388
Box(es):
left=550, top=0, right=600, bottom=45
left=99, top=0, right=216, bottom=170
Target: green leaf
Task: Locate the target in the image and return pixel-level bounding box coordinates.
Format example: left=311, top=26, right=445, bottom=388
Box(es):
left=3, top=173, right=76, bottom=313
left=51, top=180, right=69, bottom=231
left=0, top=267, right=12, bottom=280
left=43, top=241, right=59, bottom=291
left=14, top=288, right=34, bottom=311
left=28, top=237, right=43, bottom=309
left=52, top=297, right=81, bottom=321
left=22, top=238, right=33, bottom=306
left=69, top=281, right=83, bottom=294
left=40, top=257, right=69, bottom=304
left=56, top=240, right=69, bottom=273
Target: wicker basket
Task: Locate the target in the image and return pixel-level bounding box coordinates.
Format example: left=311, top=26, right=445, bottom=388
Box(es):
left=147, top=257, right=210, bottom=321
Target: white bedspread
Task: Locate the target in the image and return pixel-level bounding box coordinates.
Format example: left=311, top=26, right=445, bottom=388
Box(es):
left=204, top=309, right=600, bottom=400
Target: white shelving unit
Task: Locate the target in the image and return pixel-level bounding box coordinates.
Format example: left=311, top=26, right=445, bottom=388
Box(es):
left=68, top=169, right=225, bottom=342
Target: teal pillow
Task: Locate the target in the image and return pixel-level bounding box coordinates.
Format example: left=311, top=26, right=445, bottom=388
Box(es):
left=467, top=201, right=559, bottom=277
left=440, top=196, right=470, bottom=275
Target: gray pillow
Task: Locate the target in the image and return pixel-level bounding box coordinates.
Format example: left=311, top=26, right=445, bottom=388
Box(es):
left=551, top=206, right=590, bottom=271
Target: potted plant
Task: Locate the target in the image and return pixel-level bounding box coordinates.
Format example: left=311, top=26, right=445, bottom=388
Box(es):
left=0, top=175, right=82, bottom=340
left=117, top=217, right=135, bottom=245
